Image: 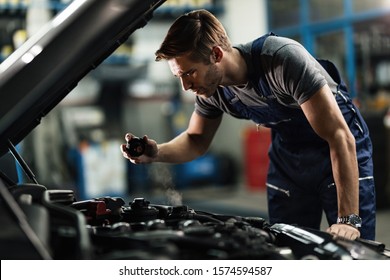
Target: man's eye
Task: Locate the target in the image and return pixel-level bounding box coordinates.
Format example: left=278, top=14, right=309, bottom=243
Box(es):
left=184, top=70, right=195, bottom=77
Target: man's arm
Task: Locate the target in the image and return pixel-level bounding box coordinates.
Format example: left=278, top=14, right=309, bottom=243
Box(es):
left=156, top=111, right=222, bottom=163
left=300, top=84, right=360, bottom=239
left=122, top=111, right=222, bottom=164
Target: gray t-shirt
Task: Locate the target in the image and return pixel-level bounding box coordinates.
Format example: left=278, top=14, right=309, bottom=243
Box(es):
left=195, top=35, right=338, bottom=120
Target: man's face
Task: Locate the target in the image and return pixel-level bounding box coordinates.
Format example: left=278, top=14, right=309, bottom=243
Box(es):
left=168, top=54, right=222, bottom=99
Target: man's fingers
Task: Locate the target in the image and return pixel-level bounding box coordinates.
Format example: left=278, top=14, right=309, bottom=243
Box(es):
left=327, top=224, right=360, bottom=240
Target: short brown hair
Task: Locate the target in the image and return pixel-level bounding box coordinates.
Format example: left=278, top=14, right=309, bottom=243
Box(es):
left=155, top=9, right=231, bottom=63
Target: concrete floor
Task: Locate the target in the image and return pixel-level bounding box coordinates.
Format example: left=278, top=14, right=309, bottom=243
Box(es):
left=149, top=184, right=390, bottom=249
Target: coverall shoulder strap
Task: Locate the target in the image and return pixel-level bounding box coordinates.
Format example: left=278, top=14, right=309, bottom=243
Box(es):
left=251, top=32, right=276, bottom=53
left=249, top=32, right=277, bottom=96
left=316, top=59, right=349, bottom=93
left=316, top=59, right=342, bottom=84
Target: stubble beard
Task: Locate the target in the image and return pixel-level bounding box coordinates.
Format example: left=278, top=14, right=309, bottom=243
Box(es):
left=199, top=64, right=221, bottom=99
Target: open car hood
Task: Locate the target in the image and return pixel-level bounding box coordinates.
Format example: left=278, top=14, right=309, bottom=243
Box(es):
left=0, top=0, right=166, bottom=157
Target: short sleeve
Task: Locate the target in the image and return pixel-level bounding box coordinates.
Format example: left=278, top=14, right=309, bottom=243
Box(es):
left=194, top=95, right=224, bottom=119
left=263, top=38, right=328, bottom=105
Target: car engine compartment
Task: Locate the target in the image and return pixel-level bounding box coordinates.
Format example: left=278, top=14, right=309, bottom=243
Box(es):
left=1, top=182, right=389, bottom=260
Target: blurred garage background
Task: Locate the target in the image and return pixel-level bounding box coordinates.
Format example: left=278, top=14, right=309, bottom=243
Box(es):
left=1, top=0, right=389, bottom=243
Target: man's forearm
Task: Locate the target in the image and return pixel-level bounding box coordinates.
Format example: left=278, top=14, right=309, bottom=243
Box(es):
left=329, top=137, right=359, bottom=217
left=155, top=131, right=209, bottom=164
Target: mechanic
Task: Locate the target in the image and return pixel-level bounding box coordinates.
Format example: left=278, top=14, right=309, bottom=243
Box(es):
left=121, top=9, right=376, bottom=240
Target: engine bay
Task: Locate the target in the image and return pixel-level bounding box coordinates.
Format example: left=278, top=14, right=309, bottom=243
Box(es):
left=2, top=183, right=388, bottom=260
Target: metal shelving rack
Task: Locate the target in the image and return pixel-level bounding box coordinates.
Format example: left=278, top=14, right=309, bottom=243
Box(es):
left=0, top=0, right=223, bottom=63
left=267, top=0, right=390, bottom=98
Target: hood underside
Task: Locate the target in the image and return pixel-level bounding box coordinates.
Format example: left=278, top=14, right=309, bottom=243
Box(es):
left=0, top=0, right=166, bottom=157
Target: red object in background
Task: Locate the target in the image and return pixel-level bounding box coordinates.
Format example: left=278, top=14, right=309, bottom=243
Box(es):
left=244, top=126, right=271, bottom=191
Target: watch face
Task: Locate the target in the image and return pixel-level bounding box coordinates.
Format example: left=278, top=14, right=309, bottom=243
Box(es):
left=349, top=214, right=362, bottom=228
left=337, top=214, right=362, bottom=228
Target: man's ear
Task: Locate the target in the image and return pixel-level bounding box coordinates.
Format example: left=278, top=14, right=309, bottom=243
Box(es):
left=211, top=46, right=223, bottom=63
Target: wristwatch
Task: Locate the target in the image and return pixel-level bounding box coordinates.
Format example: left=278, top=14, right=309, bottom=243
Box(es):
left=337, top=214, right=362, bottom=229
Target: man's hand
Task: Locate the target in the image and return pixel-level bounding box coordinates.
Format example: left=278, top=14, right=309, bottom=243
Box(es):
left=120, top=133, right=158, bottom=164
left=326, top=224, right=361, bottom=240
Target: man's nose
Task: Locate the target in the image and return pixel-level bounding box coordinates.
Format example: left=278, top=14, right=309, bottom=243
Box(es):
left=180, top=77, right=192, bottom=91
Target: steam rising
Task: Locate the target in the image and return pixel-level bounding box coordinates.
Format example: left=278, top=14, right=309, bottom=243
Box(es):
left=165, top=188, right=183, bottom=206
left=149, top=164, right=182, bottom=206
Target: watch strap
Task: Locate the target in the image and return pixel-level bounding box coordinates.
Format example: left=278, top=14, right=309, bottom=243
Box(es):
left=337, top=214, right=362, bottom=229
